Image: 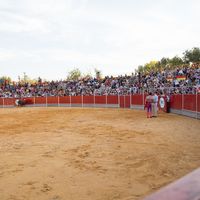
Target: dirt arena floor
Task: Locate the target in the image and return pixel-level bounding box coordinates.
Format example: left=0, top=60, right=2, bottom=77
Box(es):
left=0, top=107, right=200, bottom=200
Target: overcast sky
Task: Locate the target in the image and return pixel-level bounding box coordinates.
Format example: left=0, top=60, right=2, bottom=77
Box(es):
left=0, top=0, right=200, bottom=80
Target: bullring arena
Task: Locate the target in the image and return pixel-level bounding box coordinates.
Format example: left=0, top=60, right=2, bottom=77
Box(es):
left=0, top=99, right=200, bottom=200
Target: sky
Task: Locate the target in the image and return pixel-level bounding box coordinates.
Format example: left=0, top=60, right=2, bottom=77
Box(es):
left=0, top=0, right=200, bottom=81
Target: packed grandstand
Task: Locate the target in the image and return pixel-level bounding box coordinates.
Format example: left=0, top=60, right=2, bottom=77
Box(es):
left=0, top=63, right=200, bottom=98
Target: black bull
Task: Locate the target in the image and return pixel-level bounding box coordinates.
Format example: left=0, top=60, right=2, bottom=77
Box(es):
left=15, top=99, right=26, bottom=106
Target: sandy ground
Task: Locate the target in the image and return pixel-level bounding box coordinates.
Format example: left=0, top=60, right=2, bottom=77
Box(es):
left=0, top=108, right=200, bottom=200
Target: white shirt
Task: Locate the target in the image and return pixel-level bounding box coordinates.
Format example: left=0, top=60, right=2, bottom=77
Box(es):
left=154, top=94, right=158, bottom=103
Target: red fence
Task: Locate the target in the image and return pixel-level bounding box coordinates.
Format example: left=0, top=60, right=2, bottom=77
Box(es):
left=59, top=96, right=70, bottom=104
left=95, top=96, right=106, bottom=104
left=83, top=96, right=94, bottom=104
left=47, top=96, right=59, bottom=104
left=35, top=97, right=46, bottom=105
left=131, top=94, right=144, bottom=105
left=183, top=95, right=196, bottom=111
left=0, top=98, right=3, bottom=106
left=4, top=98, right=16, bottom=106
left=0, top=94, right=199, bottom=118
left=119, top=96, right=129, bottom=108
left=71, top=96, right=82, bottom=104
left=107, top=95, right=118, bottom=105
left=170, top=94, right=200, bottom=114
left=170, top=95, right=182, bottom=110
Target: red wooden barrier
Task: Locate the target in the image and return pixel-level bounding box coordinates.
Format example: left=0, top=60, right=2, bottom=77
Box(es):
left=0, top=94, right=199, bottom=115
left=71, top=96, right=82, bottom=104
left=0, top=98, right=3, bottom=106
left=24, top=97, right=34, bottom=105
left=4, top=98, right=15, bottom=106
left=119, top=96, right=125, bottom=108
left=125, top=95, right=130, bottom=108
left=143, top=168, right=200, bottom=200
left=95, top=96, right=106, bottom=104
left=47, top=96, right=58, bottom=104
left=107, top=95, right=118, bottom=104
left=183, top=94, right=196, bottom=111
left=35, top=97, right=46, bottom=104
left=119, top=95, right=131, bottom=108
left=132, top=94, right=143, bottom=105
left=83, top=96, right=94, bottom=104
left=59, top=96, right=70, bottom=104
left=170, top=95, right=182, bottom=110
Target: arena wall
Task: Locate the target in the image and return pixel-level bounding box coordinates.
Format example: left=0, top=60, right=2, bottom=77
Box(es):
left=0, top=94, right=199, bottom=119
left=143, top=168, right=200, bottom=200
left=170, top=94, right=200, bottom=119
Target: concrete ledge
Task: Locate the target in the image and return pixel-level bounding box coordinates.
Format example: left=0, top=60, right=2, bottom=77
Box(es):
left=25, top=104, right=47, bottom=107
left=1, top=105, right=15, bottom=108
left=171, top=109, right=200, bottom=119
left=71, top=104, right=83, bottom=107
left=82, top=104, right=95, bottom=108
left=93, top=104, right=108, bottom=108
left=143, top=168, right=200, bottom=200
left=130, top=104, right=144, bottom=110
left=24, top=104, right=38, bottom=107
left=58, top=104, right=71, bottom=107
left=47, top=104, right=59, bottom=107
left=105, top=104, right=119, bottom=108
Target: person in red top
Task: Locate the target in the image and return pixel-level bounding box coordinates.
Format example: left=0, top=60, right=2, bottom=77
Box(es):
left=144, top=92, right=153, bottom=118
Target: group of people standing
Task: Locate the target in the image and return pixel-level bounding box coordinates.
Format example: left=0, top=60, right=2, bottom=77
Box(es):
left=144, top=92, right=159, bottom=118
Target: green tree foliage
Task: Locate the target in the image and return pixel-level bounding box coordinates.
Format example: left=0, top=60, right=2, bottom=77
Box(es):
left=137, top=65, right=144, bottom=73
left=155, top=61, right=162, bottom=71
left=66, top=68, right=82, bottom=81
left=183, top=47, right=200, bottom=63
left=169, top=56, right=184, bottom=67
left=143, top=61, right=159, bottom=73
left=160, top=57, right=170, bottom=66
left=136, top=47, right=200, bottom=73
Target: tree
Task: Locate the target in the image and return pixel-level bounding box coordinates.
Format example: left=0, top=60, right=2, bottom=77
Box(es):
left=169, top=56, right=184, bottom=67
left=66, top=68, right=82, bottom=81
left=137, top=65, right=144, bottom=73
left=183, top=47, right=200, bottom=63
left=160, top=57, right=170, bottom=66
left=144, top=61, right=158, bottom=72
left=136, top=47, right=200, bottom=72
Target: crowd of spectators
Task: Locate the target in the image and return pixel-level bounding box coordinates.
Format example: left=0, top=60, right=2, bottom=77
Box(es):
left=0, top=64, right=200, bottom=98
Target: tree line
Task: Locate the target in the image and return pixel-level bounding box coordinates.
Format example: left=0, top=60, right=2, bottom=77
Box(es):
left=1, top=47, right=200, bottom=84
left=136, top=47, right=200, bottom=74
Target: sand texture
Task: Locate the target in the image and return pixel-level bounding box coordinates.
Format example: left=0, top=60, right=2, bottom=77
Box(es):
left=0, top=107, right=200, bottom=200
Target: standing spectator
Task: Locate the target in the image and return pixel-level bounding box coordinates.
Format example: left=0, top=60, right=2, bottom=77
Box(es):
left=152, top=92, right=159, bottom=117
left=144, top=92, right=153, bottom=118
